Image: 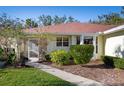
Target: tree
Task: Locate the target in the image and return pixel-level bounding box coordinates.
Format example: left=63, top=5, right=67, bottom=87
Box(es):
left=89, top=12, right=124, bottom=25
left=25, top=18, right=38, bottom=28
left=67, top=16, right=75, bottom=22
left=89, top=7, right=124, bottom=25
left=121, top=6, right=124, bottom=16
left=0, top=13, right=26, bottom=65
left=38, top=15, right=79, bottom=26
left=53, top=15, right=67, bottom=24
left=67, top=16, right=79, bottom=23
left=38, top=15, right=53, bottom=26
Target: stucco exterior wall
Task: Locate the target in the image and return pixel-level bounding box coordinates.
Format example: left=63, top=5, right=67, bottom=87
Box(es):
left=104, top=30, right=124, bottom=58
left=97, top=30, right=124, bottom=59
left=97, top=35, right=104, bottom=59
left=71, top=36, right=77, bottom=45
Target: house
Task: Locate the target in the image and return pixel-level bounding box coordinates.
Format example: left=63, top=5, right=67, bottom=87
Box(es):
left=16, top=22, right=124, bottom=62
left=101, top=25, right=124, bottom=58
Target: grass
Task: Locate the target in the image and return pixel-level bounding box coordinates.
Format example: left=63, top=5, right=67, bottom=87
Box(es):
left=0, top=67, right=75, bottom=86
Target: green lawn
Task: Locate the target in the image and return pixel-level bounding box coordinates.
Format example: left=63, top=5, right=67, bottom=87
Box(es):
left=0, top=67, right=75, bottom=86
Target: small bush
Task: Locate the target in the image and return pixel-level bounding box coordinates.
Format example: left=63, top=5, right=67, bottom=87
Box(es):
left=114, top=58, right=124, bottom=69
left=45, top=54, right=51, bottom=61
left=0, top=47, right=3, bottom=58
left=101, top=56, right=118, bottom=67
left=7, top=52, right=16, bottom=64
left=70, top=44, right=94, bottom=64
left=50, top=50, right=69, bottom=65
left=0, top=47, right=7, bottom=62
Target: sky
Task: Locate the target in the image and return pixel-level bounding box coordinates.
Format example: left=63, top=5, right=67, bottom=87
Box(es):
left=0, top=6, right=122, bottom=22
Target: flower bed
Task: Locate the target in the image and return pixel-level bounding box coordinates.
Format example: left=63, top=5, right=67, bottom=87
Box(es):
left=41, top=60, right=124, bottom=86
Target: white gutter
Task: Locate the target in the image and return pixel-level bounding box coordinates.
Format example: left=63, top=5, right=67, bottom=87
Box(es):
left=103, top=25, right=124, bottom=35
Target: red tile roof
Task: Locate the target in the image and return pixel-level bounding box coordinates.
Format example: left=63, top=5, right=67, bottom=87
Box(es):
left=24, top=22, right=116, bottom=35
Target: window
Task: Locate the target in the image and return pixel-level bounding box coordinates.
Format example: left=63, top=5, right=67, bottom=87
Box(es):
left=56, top=37, right=62, bottom=46
left=63, top=37, right=69, bottom=46
left=56, top=36, right=69, bottom=47
left=76, top=36, right=80, bottom=44
left=84, top=36, right=93, bottom=44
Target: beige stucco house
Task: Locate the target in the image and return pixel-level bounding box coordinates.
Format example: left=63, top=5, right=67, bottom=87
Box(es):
left=100, top=25, right=124, bottom=58
left=14, top=22, right=124, bottom=62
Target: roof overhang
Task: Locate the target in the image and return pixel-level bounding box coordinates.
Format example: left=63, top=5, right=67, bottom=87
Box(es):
left=24, top=31, right=99, bottom=36
left=102, top=25, right=124, bottom=35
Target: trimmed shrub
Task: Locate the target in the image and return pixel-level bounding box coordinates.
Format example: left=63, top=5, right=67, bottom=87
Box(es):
left=101, top=56, right=117, bottom=67
left=114, top=58, right=124, bottom=69
left=70, top=44, right=94, bottom=64
left=50, top=50, right=69, bottom=65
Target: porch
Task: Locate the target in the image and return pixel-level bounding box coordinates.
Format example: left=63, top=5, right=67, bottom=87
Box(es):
left=22, top=34, right=99, bottom=62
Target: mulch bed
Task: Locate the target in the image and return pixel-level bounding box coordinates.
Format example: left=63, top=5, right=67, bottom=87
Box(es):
left=40, top=60, right=124, bottom=86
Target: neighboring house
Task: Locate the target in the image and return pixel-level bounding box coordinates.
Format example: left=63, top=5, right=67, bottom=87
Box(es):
left=12, top=22, right=124, bottom=61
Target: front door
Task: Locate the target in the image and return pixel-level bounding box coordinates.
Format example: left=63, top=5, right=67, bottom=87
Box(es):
left=28, top=39, right=39, bottom=62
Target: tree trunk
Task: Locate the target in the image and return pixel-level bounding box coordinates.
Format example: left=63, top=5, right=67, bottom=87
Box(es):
left=39, top=38, right=47, bottom=62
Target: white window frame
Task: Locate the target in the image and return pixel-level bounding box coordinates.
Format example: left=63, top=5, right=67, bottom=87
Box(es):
left=56, top=36, right=69, bottom=47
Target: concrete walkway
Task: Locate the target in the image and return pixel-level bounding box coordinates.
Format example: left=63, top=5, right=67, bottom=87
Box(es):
left=26, top=62, right=103, bottom=86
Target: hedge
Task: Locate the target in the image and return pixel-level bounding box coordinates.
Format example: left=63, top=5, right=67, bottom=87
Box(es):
left=50, top=50, right=69, bottom=65
left=101, top=56, right=117, bottom=67
left=114, top=58, right=124, bottom=69
left=70, top=44, right=94, bottom=64
left=102, top=56, right=124, bottom=69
